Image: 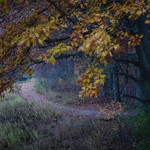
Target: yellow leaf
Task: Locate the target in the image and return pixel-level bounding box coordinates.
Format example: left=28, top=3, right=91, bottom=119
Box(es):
left=145, top=20, right=150, bottom=24
left=26, top=39, right=30, bottom=47
left=38, top=39, right=43, bottom=45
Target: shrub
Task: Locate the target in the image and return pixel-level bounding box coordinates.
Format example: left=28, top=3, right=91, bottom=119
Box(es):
left=130, top=106, right=150, bottom=150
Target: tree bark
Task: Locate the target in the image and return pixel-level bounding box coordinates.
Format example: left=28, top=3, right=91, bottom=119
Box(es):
left=135, top=67, right=142, bottom=107
left=112, top=65, right=121, bottom=101
left=135, top=14, right=150, bottom=103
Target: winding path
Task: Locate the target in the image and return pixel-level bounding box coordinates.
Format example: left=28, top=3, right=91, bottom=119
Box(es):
left=18, top=82, right=103, bottom=117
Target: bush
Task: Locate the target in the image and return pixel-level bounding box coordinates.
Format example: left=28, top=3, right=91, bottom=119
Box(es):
left=130, top=106, right=150, bottom=150
left=0, top=91, right=24, bottom=107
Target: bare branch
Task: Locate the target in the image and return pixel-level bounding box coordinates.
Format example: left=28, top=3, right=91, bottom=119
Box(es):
left=123, top=94, right=150, bottom=103
left=46, top=0, right=76, bottom=24
left=114, top=57, right=139, bottom=66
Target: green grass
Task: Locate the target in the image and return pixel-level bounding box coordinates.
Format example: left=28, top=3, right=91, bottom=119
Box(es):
left=0, top=90, right=60, bottom=150
left=0, top=91, right=24, bottom=108
left=130, top=106, right=150, bottom=150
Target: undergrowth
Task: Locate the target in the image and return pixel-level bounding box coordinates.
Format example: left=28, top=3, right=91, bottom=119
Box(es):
left=0, top=89, right=139, bottom=150
left=130, top=106, right=150, bottom=150
left=0, top=91, right=59, bottom=150
left=34, top=78, right=81, bottom=106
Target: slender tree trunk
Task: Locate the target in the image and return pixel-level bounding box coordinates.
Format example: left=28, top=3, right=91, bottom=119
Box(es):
left=123, top=64, right=129, bottom=104
left=112, top=65, right=121, bottom=101
left=135, top=67, right=142, bottom=107
left=111, top=72, right=113, bottom=99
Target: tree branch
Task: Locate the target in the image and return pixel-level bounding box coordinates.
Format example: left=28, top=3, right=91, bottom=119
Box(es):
left=46, top=0, right=76, bottom=24
left=55, top=51, right=84, bottom=60
left=114, top=57, right=139, bottom=66
left=120, top=73, right=139, bottom=82
left=44, top=36, right=70, bottom=45
left=123, top=94, right=150, bottom=103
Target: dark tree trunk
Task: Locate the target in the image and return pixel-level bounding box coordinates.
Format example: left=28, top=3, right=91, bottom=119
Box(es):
left=135, top=67, right=142, bottom=107
left=123, top=64, right=129, bottom=103
left=112, top=65, right=121, bottom=101
left=135, top=14, right=150, bottom=104
left=139, top=74, right=150, bottom=102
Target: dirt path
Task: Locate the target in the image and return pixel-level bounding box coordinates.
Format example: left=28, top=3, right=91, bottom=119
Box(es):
left=18, top=82, right=103, bottom=117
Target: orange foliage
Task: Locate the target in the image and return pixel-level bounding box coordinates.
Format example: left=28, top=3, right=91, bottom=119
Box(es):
left=0, top=0, right=150, bottom=97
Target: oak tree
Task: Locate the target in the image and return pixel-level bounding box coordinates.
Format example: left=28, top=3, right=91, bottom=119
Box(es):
left=0, top=0, right=150, bottom=103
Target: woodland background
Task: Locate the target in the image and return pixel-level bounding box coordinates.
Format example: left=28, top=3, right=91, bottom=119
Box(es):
left=0, top=0, right=150, bottom=149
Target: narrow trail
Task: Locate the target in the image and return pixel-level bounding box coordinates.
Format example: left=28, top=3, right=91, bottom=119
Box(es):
left=18, top=82, right=103, bottom=117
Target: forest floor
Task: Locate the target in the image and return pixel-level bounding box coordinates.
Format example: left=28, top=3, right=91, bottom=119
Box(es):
left=18, top=81, right=104, bottom=118
left=0, top=81, right=139, bottom=149
left=18, top=81, right=138, bottom=119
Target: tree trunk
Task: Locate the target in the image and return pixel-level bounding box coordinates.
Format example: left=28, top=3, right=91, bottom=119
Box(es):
left=112, top=65, right=121, bottom=101
left=135, top=67, right=142, bottom=107
left=123, top=64, right=129, bottom=104
left=135, top=14, right=150, bottom=103
left=139, top=74, right=150, bottom=103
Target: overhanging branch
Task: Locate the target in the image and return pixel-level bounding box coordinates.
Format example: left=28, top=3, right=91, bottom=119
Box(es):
left=46, top=0, right=76, bottom=24
left=114, top=57, right=139, bottom=66
left=55, top=51, right=84, bottom=60
left=44, top=36, right=70, bottom=45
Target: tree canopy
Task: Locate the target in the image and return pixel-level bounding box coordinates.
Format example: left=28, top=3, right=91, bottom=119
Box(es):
left=0, top=0, right=150, bottom=101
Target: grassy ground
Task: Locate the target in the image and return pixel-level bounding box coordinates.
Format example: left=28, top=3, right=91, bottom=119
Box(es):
left=34, top=78, right=82, bottom=106
left=0, top=84, right=139, bottom=150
